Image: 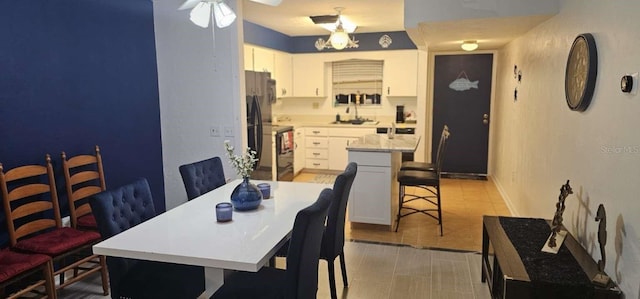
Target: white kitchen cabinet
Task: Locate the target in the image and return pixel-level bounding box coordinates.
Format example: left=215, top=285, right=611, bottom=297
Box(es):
left=347, top=151, right=401, bottom=227
left=383, top=50, right=418, bottom=97
left=292, top=54, right=326, bottom=97
left=304, top=127, right=329, bottom=170
left=327, top=127, right=376, bottom=171
left=328, top=137, right=359, bottom=170
left=293, top=127, right=305, bottom=175
left=274, top=50, right=292, bottom=98
left=244, top=44, right=275, bottom=74
left=243, top=44, right=254, bottom=71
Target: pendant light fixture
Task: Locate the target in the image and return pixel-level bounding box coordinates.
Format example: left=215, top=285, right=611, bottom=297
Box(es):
left=329, top=21, right=349, bottom=50
left=313, top=7, right=359, bottom=51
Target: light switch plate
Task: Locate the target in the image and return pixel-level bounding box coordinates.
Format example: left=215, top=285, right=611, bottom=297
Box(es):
left=223, top=126, right=234, bottom=137
left=210, top=125, right=221, bottom=137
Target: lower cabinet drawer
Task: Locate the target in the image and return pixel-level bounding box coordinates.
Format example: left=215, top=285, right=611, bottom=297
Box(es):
left=305, top=138, right=328, bottom=148
left=305, top=159, right=328, bottom=169
left=305, top=149, right=328, bottom=159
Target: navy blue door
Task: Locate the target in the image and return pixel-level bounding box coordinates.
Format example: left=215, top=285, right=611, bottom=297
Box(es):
left=432, top=54, right=493, bottom=176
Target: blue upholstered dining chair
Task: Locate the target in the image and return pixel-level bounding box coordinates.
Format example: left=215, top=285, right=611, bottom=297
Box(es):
left=321, top=162, right=358, bottom=299
left=274, top=162, right=358, bottom=299
left=89, top=178, right=204, bottom=299
left=179, top=156, right=226, bottom=200
left=211, top=188, right=333, bottom=299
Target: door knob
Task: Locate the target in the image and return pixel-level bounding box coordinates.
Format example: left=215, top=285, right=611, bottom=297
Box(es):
left=483, top=119, right=489, bottom=125
left=483, top=114, right=489, bottom=119
left=483, top=114, right=489, bottom=125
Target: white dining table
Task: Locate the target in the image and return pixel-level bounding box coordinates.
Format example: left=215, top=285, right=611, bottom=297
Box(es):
left=93, top=179, right=331, bottom=298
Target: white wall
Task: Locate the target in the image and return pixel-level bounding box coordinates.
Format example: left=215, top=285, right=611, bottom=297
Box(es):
left=404, top=0, right=559, bottom=28
left=491, top=0, right=640, bottom=297
left=153, top=0, right=245, bottom=209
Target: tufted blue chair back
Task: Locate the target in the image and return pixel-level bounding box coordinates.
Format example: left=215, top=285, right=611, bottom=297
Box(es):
left=285, top=188, right=332, bottom=299
left=322, top=162, right=357, bottom=260
left=89, top=178, right=157, bottom=298
left=179, top=156, right=226, bottom=201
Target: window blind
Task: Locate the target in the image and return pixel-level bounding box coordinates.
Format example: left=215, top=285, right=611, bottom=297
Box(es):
left=332, top=59, right=383, bottom=83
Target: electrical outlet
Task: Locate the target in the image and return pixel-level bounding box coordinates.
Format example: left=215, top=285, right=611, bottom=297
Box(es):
left=210, top=125, right=221, bottom=137
left=223, top=126, right=234, bottom=137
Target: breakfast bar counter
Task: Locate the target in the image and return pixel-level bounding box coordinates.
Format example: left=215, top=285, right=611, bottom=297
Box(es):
left=346, top=134, right=420, bottom=230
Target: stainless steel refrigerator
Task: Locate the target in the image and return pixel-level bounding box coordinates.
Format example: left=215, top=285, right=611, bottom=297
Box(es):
left=246, top=70, right=276, bottom=180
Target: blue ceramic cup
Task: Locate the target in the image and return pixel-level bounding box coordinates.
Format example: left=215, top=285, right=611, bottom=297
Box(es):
left=257, top=183, right=271, bottom=199
left=216, top=202, right=233, bottom=222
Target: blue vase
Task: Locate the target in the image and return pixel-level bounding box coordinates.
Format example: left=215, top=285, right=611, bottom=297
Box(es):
left=230, top=177, right=263, bottom=211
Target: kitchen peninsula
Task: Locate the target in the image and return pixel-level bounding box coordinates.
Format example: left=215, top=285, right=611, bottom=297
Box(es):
left=346, top=134, right=420, bottom=230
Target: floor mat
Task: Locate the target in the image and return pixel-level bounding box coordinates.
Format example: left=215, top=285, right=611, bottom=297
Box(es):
left=309, top=174, right=337, bottom=184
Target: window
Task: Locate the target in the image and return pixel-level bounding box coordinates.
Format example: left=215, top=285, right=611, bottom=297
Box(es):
left=332, top=59, right=383, bottom=106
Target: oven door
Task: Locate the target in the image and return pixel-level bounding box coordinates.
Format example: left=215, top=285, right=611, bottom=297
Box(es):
left=275, top=130, right=294, bottom=181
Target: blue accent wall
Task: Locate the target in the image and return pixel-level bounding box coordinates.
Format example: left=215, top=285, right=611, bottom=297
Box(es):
left=244, top=21, right=417, bottom=53
left=0, top=0, right=164, bottom=246
left=244, top=21, right=293, bottom=52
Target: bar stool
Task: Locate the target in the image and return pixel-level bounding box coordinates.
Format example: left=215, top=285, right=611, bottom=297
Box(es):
left=400, top=125, right=448, bottom=172
left=396, top=129, right=450, bottom=235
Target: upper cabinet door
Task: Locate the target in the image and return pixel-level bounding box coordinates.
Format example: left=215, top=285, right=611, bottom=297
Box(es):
left=383, top=50, right=418, bottom=97
left=274, top=50, right=292, bottom=98
left=292, top=54, right=326, bottom=97
left=243, top=44, right=254, bottom=71
left=244, top=44, right=275, bottom=73
left=253, top=46, right=275, bottom=74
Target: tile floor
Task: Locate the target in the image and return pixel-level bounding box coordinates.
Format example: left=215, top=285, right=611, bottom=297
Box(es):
left=58, top=241, right=491, bottom=299
left=295, top=171, right=512, bottom=252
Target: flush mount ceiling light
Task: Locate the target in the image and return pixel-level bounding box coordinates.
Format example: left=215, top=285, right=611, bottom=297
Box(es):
left=179, top=0, right=281, bottom=28
left=461, top=40, right=479, bottom=51
left=314, top=8, right=359, bottom=51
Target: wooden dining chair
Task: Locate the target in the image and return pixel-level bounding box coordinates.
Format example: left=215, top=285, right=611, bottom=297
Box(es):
left=0, top=249, right=56, bottom=299
left=61, top=145, right=106, bottom=230
left=211, top=188, right=333, bottom=299
left=89, top=178, right=204, bottom=299
left=0, top=155, right=109, bottom=296
left=179, top=156, right=226, bottom=200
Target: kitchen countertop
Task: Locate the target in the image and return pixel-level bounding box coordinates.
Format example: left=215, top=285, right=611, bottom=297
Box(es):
left=274, top=121, right=417, bottom=129
left=346, top=134, right=420, bottom=153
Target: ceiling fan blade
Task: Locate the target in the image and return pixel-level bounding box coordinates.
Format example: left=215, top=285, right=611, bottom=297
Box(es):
left=189, top=2, right=211, bottom=28
left=249, top=0, right=282, bottom=6
left=178, top=0, right=202, bottom=10
left=213, top=1, right=237, bottom=28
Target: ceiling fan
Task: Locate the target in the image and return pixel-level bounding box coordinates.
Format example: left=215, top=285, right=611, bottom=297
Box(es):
left=179, top=0, right=282, bottom=29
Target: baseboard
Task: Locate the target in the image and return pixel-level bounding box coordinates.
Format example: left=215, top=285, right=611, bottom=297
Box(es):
left=442, top=172, right=487, bottom=180
left=488, top=175, right=519, bottom=216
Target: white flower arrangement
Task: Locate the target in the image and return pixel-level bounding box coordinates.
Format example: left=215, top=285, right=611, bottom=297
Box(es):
left=224, top=140, right=258, bottom=179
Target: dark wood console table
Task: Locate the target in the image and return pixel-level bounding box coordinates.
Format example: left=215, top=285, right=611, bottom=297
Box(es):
left=481, top=216, right=622, bottom=299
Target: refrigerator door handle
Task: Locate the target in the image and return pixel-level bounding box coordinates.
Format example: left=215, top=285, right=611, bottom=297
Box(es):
left=254, top=95, right=263, bottom=165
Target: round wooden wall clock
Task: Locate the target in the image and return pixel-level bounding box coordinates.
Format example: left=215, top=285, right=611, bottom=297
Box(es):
left=565, top=33, right=598, bottom=111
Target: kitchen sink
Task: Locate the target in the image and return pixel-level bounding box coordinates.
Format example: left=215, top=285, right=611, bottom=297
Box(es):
left=330, top=119, right=379, bottom=125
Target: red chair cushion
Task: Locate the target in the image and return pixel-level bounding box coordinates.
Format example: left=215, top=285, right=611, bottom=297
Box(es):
left=0, top=249, right=50, bottom=283
left=14, top=227, right=100, bottom=256
left=77, top=214, right=98, bottom=230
